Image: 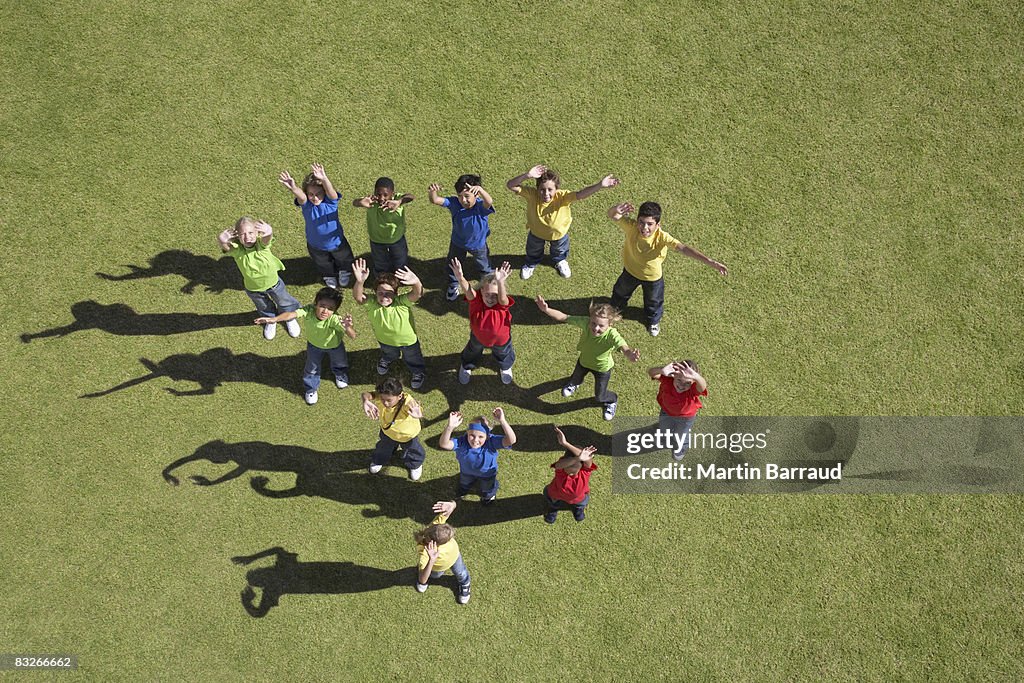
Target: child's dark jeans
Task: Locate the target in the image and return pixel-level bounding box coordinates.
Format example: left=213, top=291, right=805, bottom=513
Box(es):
left=379, top=340, right=426, bottom=375
left=245, top=278, right=301, bottom=318
left=567, top=361, right=616, bottom=405
left=447, top=241, right=492, bottom=290
left=369, top=236, right=409, bottom=274
left=524, top=232, right=569, bottom=267
left=609, top=269, right=665, bottom=325
left=371, top=432, right=425, bottom=468
left=460, top=333, right=515, bottom=371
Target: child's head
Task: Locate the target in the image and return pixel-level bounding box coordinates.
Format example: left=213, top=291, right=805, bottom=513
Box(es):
left=465, top=416, right=491, bottom=449
left=313, top=287, right=342, bottom=320
left=477, top=272, right=501, bottom=307
left=375, top=377, right=404, bottom=407
left=414, top=522, right=455, bottom=546
left=234, top=216, right=259, bottom=247
left=537, top=169, right=560, bottom=203
left=302, top=173, right=326, bottom=205
left=374, top=177, right=395, bottom=202
left=373, top=272, right=401, bottom=307
left=673, top=359, right=699, bottom=392
left=587, top=302, right=622, bottom=337
left=562, top=450, right=584, bottom=475
left=636, top=201, right=663, bottom=238
left=455, top=173, right=482, bottom=209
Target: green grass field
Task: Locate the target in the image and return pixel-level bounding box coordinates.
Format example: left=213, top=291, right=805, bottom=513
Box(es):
left=2, top=1, right=1022, bottom=680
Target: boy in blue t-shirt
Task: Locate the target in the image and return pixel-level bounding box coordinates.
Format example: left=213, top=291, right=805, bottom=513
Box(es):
left=428, top=174, right=496, bottom=301
left=438, top=407, right=517, bottom=504
left=279, top=163, right=354, bottom=289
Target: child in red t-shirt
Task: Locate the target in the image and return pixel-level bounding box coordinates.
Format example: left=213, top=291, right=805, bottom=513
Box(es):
left=450, top=258, right=516, bottom=385
left=648, top=359, right=707, bottom=460
left=544, top=427, right=598, bottom=524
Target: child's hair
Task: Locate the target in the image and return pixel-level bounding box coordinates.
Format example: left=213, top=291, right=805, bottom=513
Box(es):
left=455, top=174, right=482, bottom=193
left=314, top=287, right=342, bottom=309
left=470, top=415, right=490, bottom=429
left=589, top=302, right=623, bottom=323
left=477, top=272, right=499, bottom=290
left=302, top=173, right=325, bottom=195
left=374, top=272, right=400, bottom=292
left=234, top=216, right=257, bottom=231
left=376, top=376, right=404, bottom=396
left=681, top=359, right=700, bottom=374
left=374, top=177, right=395, bottom=193
left=637, top=201, right=662, bottom=222
left=414, top=522, right=455, bottom=546
left=537, top=169, right=560, bottom=188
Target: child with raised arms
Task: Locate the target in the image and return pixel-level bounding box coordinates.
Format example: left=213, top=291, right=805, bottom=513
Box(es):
left=351, top=257, right=427, bottom=390
left=279, top=163, right=354, bottom=290
left=607, top=202, right=728, bottom=336
left=438, top=407, right=517, bottom=504
left=450, top=259, right=515, bottom=385
left=544, top=427, right=598, bottom=524
left=535, top=297, right=640, bottom=420
left=648, top=359, right=707, bottom=460
left=352, top=177, right=414, bottom=274
left=428, top=175, right=496, bottom=301
left=218, top=217, right=301, bottom=340
left=361, top=377, right=425, bottom=480
left=254, top=286, right=357, bottom=405
left=414, top=500, right=470, bottom=604
left=506, top=164, right=619, bottom=280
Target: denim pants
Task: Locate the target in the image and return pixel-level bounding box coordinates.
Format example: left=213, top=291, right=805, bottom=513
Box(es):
left=460, top=333, right=516, bottom=371
left=430, top=553, right=470, bottom=588
left=659, top=410, right=697, bottom=458
left=446, top=241, right=492, bottom=290
left=524, top=232, right=570, bottom=267
left=244, top=278, right=301, bottom=318
left=568, top=360, right=616, bottom=405
left=369, top=236, right=409, bottom=274
left=544, top=487, right=589, bottom=515
left=457, top=471, right=498, bottom=499
left=307, top=239, right=354, bottom=284
left=610, top=269, right=666, bottom=325
left=371, top=432, right=426, bottom=468
left=303, top=342, right=350, bottom=392
left=379, top=340, right=426, bottom=375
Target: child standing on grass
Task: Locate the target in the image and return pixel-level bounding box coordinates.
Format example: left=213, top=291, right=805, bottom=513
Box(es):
left=607, top=202, right=728, bottom=337
left=361, top=377, right=426, bottom=480
left=254, top=287, right=357, bottom=405
left=438, top=408, right=517, bottom=504
left=450, top=259, right=516, bottom=385
left=506, top=164, right=619, bottom=280
left=415, top=500, right=470, bottom=604
left=351, top=258, right=427, bottom=390
left=535, top=297, right=640, bottom=420
left=279, top=163, right=354, bottom=290
left=648, top=359, right=707, bottom=460
left=428, top=175, right=496, bottom=301
left=218, top=217, right=301, bottom=341
left=544, top=427, right=598, bottom=524
left=352, top=177, right=415, bottom=274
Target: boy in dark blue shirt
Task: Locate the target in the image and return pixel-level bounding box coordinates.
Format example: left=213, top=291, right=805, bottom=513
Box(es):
left=438, top=407, right=517, bottom=504
left=428, top=174, right=496, bottom=301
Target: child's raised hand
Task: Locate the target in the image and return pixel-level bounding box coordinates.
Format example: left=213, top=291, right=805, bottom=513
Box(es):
left=553, top=425, right=568, bottom=446
left=363, top=399, right=379, bottom=420
left=580, top=445, right=597, bottom=461
left=341, top=313, right=354, bottom=328
left=425, top=540, right=439, bottom=560
left=395, top=267, right=420, bottom=286
left=711, top=260, right=728, bottom=277
left=448, top=411, right=464, bottom=428
left=527, top=164, right=547, bottom=179
left=254, top=220, right=272, bottom=236
left=492, top=406, right=506, bottom=422
left=675, top=361, right=700, bottom=380
left=466, top=184, right=482, bottom=197
left=614, top=202, right=634, bottom=217
left=428, top=183, right=443, bottom=194
left=382, top=198, right=402, bottom=212
left=600, top=174, right=620, bottom=189
left=433, top=500, right=457, bottom=516
left=494, top=262, right=511, bottom=281
left=352, top=258, right=370, bottom=283
left=408, top=400, right=424, bottom=419
left=534, top=294, right=549, bottom=313
left=449, top=258, right=464, bottom=280
left=278, top=171, right=296, bottom=189
left=624, top=347, right=641, bottom=362
left=310, top=163, right=326, bottom=180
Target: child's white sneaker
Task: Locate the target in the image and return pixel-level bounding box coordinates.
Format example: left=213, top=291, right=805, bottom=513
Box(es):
left=603, top=401, right=618, bottom=421
left=335, top=376, right=349, bottom=389
left=520, top=265, right=535, bottom=280
left=408, top=465, right=423, bottom=481
left=648, top=323, right=660, bottom=337
left=415, top=582, right=429, bottom=593
left=458, top=365, right=471, bottom=385
left=369, top=463, right=383, bottom=474
left=446, top=284, right=461, bottom=301
left=324, top=277, right=339, bottom=289
left=284, top=319, right=301, bottom=338
left=562, top=383, right=578, bottom=397
left=263, top=323, right=278, bottom=340
left=500, top=367, right=513, bottom=385
left=555, top=260, right=572, bottom=278
left=457, top=583, right=471, bottom=605
left=304, top=391, right=318, bottom=405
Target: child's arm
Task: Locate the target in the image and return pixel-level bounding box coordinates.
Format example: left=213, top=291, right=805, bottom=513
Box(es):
left=341, top=313, right=357, bottom=340
left=676, top=361, right=708, bottom=393
left=553, top=426, right=584, bottom=458
left=575, top=174, right=620, bottom=201
left=311, top=163, right=340, bottom=201
left=351, top=259, right=370, bottom=304
left=493, top=407, right=516, bottom=447
left=468, top=183, right=494, bottom=209
left=419, top=541, right=439, bottom=585
left=279, top=171, right=307, bottom=205
left=382, top=194, right=414, bottom=212
left=427, top=183, right=447, bottom=206
left=407, top=399, right=424, bottom=420
left=217, top=227, right=236, bottom=253
left=534, top=295, right=569, bottom=322
left=620, top=342, right=641, bottom=363
left=608, top=202, right=635, bottom=221
left=352, top=195, right=374, bottom=208
left=451, top=258, right=475, bottom=301
left=675, top=243, right=728, bottom=276
left=361, top=392, right=379, bottom=419
left=254, top=311, right=299, bottom=326
left=648, top=362, right=674, bottom=380
left=506, top=164, right=546, bottom=194
left=256, top=220, right=273, bottom=246
left=438, top=411, right=463, bottom=450
left=396, top=267, right=423, bottom=303
left=493, top=261, right=511, bottom=306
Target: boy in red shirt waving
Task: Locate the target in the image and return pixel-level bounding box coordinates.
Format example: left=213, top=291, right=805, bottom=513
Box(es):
left=544, top=427, right=598, bottom=524
left=451, top=258, right=516, bottom=385
left=648, top=360, right=707, bottom=460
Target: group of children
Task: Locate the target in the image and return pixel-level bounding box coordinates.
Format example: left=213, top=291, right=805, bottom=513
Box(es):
left=216, top=162, right=723, bottom=603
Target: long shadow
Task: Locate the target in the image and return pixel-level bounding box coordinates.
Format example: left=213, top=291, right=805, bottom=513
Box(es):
left=20, top=301, right=255, bottom=342
left=231, top=547, right=416, bottom=617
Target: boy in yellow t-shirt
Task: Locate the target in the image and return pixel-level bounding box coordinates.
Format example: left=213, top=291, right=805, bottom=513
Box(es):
left=360, top=377, right=425, bottom=480
left=607, top=202, right=729, bottom=337
left=414, top=500, right=471, bottom=604
left=506, top=164, right=620, bottom=280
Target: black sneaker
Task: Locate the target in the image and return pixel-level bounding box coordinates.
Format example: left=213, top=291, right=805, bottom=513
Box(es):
left=376, top=358, right=391, bottom=375
left=410, top=373, right=426, bottom=390
left=573, top=508, right=586, bottom=522
left=543, top=511, right=557, bottom=524
left=456, top=583, right=471, bottom=605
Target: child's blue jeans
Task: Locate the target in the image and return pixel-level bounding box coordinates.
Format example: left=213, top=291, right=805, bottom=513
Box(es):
left=457, top=472, right=498, bottom=499
left=431, top=553, right=470, bottom=588
left=524, top=232, right=569, bottom=267
left=659, top=410, right=697, bottom=459
left=369, top=236, right=409, bottom=274
left=379, top=340, right=426, bottom=375
left=303, top=343, right=350, bottom=392
left=446, top=241, right=492, bottom=290
left=610, top=269, right=666, bottom=325
left=245, top=278, right=301, bottom=318
left=544, top=487, right=589, bottom=515
left=460, top=333, right=515, bottom=371
left=371, top=432, right=426, bottom=469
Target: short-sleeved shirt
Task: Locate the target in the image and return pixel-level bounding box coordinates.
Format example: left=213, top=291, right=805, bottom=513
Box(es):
left=453, top=433, right=508, bottom=478
left=518, top=186, right=578, bottom=241
left=366, top=293, right=417, bottom=346
left=469, top=295, right=514, bottom=347
left=366, top=194, right=408, bottom=245
left=617, top=218, right=682, bottom=281
left=657, top=377, right=707, bottom=417
left=444, top=197, right=495, bottom=250
left=295, top=305, right=347, bottom=350
left=373, top=392, right=420, bottom=442
left=417, top=511, right=460, bottom=573
left=300, top=196, right=344, bottom=251
left=227, top=238, right=285, bottom=292
left=566, top=316, right=627, bottom=373
left=547, top=463, right=597, bottom=504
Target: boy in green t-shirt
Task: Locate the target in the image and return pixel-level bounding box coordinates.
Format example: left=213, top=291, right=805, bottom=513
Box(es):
left=535, top=296, right=641, bottom=420
left=218, top=216, right=301, bottom=341
left=351, top=258, right=427, bottom=390
left=352, top=176, right=415, bottom=274
left=255, top=287, right=357, bottom=405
